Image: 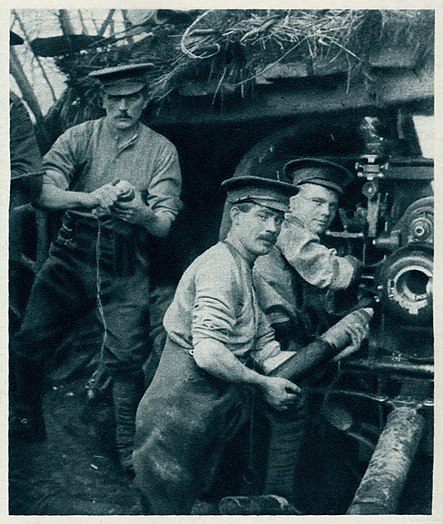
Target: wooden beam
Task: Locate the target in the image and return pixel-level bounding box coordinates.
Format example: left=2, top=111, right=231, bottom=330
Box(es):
left=152, top=64, right=433, bottom=126
left=254, top=62, right=310, bottom=84
left=375, top=61, right=434, bottom=104
left=179, top=79, right=236, bottom=97
left=369, top=45, right=421, bottom=69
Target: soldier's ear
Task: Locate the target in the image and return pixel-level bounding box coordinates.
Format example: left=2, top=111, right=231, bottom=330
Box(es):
left=141, top=89, right=150, bottom=109
left=100, top=88, right=107, bottom=109
left=230, top=205, right=241, bottom=224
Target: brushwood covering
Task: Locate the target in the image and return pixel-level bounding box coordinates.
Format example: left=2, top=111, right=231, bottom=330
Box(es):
left=46, top=9, right=433, bottom=130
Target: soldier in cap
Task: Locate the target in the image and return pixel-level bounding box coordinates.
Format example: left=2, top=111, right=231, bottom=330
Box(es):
left=252, top=158, right=365, bottom=503
left=254, top=158, right=362, bottom=343
left=9, top=63, right=182, bottom=476
left=133, top=175, right=304, bottom=514
left=9, top=30, right=44, bottom=318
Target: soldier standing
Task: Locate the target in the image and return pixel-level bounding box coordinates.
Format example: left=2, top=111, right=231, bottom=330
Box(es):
left=9, top=63, right=182, bottom=477
left=9, top=30, right=44, bottom=322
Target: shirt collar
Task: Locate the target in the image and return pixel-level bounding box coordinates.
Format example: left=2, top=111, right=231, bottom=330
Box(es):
left=104, top=118, right=140, bottom=150
left=223, top=236, right=255, bottom=268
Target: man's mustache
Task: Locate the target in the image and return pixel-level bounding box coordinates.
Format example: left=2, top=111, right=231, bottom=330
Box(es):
left=258, top=234, right=277, bottom=243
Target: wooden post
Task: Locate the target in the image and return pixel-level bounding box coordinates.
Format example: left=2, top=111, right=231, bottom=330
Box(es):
left=347, top=407, right=425, bottom=514
left=12, top=10, right=57, bottom=104
left=77, top=10, right=89, bottom=35
left=58, top=9, right=75, bottom=35
left=98, top=9, right=116, bottom=37
left=121, top=10, right=134, bottom=45
left=9, top=47, right=44, bottom=124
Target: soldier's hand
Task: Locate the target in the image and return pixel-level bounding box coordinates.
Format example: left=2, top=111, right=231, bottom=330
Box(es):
left=87, top=183, right=122, bottom=210
left=111, top=190, right=156, bottom=225
left=261, top=376, right=301, bottom=412
left=332, top=320, right=370, bottom=362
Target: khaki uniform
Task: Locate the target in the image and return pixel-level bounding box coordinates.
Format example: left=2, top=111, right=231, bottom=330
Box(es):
left=134, top=241, right=288, bottom=514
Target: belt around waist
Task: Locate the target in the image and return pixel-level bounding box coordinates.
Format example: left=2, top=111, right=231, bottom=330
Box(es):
left=63, top=210, right=114, bottom=233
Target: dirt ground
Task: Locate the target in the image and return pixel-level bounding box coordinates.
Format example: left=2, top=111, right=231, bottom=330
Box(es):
left=9, top=376, right=221, bottom=516
left=8, top=374, right=433, bottom=516
left=9, top=378, right=143, bottom=515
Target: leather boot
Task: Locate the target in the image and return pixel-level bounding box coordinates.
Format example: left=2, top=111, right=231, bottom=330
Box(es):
left=112, top=370, right=145, bottom=476
left=9, top=355, right=46, bottom=442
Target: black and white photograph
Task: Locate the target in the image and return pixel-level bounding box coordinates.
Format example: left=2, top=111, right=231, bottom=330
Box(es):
left=5, top=6, right=436, bottom=517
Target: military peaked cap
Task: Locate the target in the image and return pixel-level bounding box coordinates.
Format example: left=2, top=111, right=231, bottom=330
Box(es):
left=284, top=158, right=353, bottom=194
left=222, top=176, right=298, bottom=213
left=89, top=63, right=154, bottom=96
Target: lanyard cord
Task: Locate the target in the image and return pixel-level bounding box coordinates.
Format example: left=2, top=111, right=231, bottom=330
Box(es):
left=85, top=219, right=112, bottom=401
left=95, top=219, right=107, bottom=362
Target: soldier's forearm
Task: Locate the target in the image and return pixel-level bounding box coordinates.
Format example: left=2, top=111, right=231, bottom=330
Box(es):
left=36, top=183, right=97, bottom=210
left=140, top=210, right=172, bottom=237
left=329, top=254, right=362, bottom=290
left=192, top=340, right=268, bottom=389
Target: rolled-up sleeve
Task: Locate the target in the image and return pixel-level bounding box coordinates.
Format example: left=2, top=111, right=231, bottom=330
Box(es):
left=254, top=342, right=281, bottom=369
left=42, top=127, right=82, bottom=189
left=279, top=217, right=357, bottom=290
left=192, top=258, right=237, bottom=346
left=253, top=308, right=281, bottom=365
left=146, top=143, right=182, bottom=235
